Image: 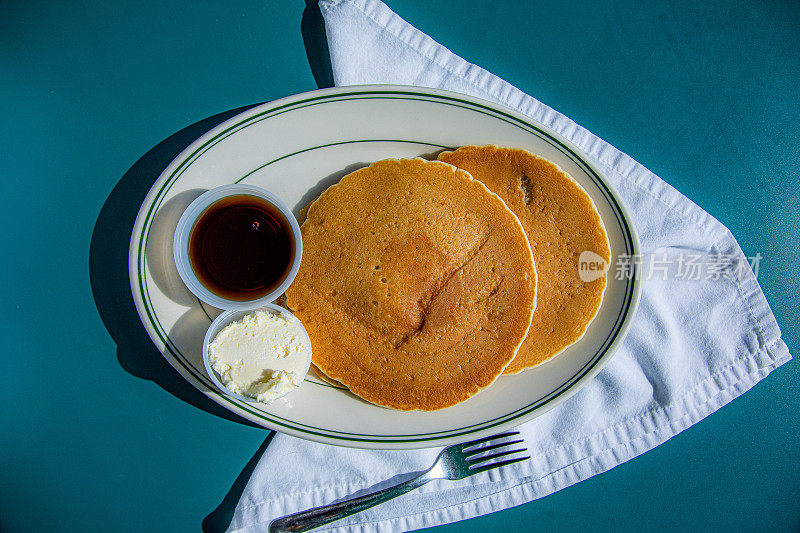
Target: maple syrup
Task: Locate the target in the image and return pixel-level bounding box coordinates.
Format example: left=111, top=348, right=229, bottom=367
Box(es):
left=189, top=194, right=294, bottom=301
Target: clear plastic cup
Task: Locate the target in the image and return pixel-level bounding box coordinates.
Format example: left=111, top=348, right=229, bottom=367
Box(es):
left=172, top=184, right=302, bottom=311
left=202, top=304, right=313, bottom=403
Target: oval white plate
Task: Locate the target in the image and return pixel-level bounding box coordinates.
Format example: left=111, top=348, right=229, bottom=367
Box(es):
left=129, top=85, right=641, bottom=449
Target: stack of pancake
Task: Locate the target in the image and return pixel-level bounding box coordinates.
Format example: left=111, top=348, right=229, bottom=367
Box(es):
left=285, top=146, right=610, bottom=410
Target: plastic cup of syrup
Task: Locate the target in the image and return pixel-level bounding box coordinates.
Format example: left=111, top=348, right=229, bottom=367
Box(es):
left=173, top=184, right=303, bottom=310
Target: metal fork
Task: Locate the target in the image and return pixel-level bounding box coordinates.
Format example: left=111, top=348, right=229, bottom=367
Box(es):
left=269, top=432, right=528, bottom=532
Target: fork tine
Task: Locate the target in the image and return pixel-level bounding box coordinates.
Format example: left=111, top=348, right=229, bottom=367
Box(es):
left=469, top=448, right=527, bottom=465
left=459, top=431, right=520, bottom=450
left=464, top=439, right=524, bottom=457
left=470, top=455, right=530, bottom=474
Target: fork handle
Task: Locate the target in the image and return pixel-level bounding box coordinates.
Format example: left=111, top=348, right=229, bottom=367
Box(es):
left=269, top=473, right=432, bottom=532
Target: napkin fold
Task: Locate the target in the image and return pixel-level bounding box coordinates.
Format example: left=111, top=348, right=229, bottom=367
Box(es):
left=226, top=1, right=791, bottom=531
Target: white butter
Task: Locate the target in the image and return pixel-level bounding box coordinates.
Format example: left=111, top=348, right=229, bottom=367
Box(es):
left=208, top=310, right=308, bottom=403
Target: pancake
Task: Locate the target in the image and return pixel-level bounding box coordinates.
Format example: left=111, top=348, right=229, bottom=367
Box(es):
left=285, top=158, right=537, bottom=410
left=310, top=363, right=345, bottom=387
left=439, top=146, right=610, bottom=373
left=294, top=200, right=349, bottom=390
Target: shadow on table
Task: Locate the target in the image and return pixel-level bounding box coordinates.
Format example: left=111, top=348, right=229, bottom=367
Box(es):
left=89, top=103, right=262, bottom=428
left=203, top=432, right=278, bottom=533
left=301, top=0, right=335, bottom=89
left=200, top=9, right=345, bottom=530
left=89, top=7, right=337, bottom=531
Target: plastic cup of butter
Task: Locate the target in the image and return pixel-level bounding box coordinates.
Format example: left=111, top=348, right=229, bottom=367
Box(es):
left=202, top=303, right=313, bottom=404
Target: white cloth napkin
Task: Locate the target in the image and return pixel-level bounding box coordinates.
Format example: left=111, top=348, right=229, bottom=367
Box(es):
left=227, top=1, right=791, bottom=531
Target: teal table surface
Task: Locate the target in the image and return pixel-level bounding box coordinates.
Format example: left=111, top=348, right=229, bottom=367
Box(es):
left=2, top=1, right=798, bottom=531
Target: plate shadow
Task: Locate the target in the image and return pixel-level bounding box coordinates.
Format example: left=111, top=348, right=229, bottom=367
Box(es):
left=89, top=104, right=264, bottom=427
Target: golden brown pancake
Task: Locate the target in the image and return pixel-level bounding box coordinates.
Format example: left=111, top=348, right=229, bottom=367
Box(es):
left=439, top=146, right=610, bottom=373
left=285, top=158, right=537, bottom=410
left=294, top=200, right=349, bottom=390
left=310, top=363, right=345, bottom=387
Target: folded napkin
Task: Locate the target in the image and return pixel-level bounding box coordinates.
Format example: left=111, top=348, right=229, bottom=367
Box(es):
left=226, top=1, right=791, bottom=531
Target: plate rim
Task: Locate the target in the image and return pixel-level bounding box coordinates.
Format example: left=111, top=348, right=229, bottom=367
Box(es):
left=128, top=84, right=642, bottom=449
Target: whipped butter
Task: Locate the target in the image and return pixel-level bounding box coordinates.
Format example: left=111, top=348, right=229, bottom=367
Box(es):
left=208, top=309, right=309, bottom=403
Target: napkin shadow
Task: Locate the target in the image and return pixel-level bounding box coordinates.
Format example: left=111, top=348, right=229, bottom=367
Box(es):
left=89, top=103, right=262, bottom=427
left=301, top=0, right=335, bottom=89
left=203, top=432, right=277, bottom=533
